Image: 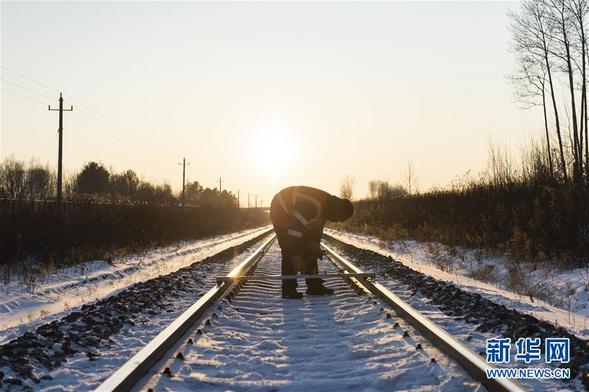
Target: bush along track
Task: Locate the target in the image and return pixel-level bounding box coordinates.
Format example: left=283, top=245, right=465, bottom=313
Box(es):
left=324, top=234, right=589, bottom=389
left=0, top=231, right=270, bottom=390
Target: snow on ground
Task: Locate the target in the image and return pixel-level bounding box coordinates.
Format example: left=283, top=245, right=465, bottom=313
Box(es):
left=139, top=244, right=480, bottom=392
left=30, top=239, right=266, bottom=392
left=0, top=226, right=271, bottom=344
left=326, top=229, right=589, bottom=340
left=324, top=238, right=583, bottom=391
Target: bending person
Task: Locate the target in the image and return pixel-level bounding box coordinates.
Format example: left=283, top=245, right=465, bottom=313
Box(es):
left=270, top=186, right=354, bottom=299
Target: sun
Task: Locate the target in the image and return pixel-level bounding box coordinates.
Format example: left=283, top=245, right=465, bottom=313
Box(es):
left=249, top=125, right=296, bottom=179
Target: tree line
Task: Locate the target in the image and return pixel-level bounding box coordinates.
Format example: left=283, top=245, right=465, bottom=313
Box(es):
left=0, top=200, right=268, bottom=270
left=335, top=140, right=589, bottom=263
left=510, top=0, right=589, bottom=183
left=0, top=157, right=238, bottom=208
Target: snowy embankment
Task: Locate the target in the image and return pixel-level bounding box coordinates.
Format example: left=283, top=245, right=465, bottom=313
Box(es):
left=326, top=229, right=589, bottom=340
left=0, top=226, right=271, bottom=344
left=16, top=234, right=267, bottom=391
left=324, top=234, right=587, bottom=391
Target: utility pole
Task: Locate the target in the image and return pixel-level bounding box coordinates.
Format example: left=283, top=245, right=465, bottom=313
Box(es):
left=255, top=194, right=258, bottom=209
left=218, top=177, right=223, bottom=195
left=237, top=189, right=240, bottom=207
left=49, top=93, right=73, bottom=209
left=178, top=157, right=190, bottom=206
left=248, top=193, right=250, bottom=208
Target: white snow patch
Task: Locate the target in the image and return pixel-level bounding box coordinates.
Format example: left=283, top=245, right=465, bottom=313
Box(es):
left=0, top=226, right=271, bottom=344
left=326, top=229, right=589, bottom=340
left=33, top=241, right=264, bottom=391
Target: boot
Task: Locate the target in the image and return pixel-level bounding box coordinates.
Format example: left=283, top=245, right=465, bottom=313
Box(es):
left=306, top=284, right=334, bottom=296
left=282, top=289, right=303, bottom=299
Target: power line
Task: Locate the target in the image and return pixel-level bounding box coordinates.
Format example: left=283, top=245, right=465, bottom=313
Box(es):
left=1, top=78, right=55, bottom=100
left=0, top=87, right=48, bottom=106
left=1, top=66, right=179, bottom=160
left=64, top=94, right=179, bottom=160
left=2, top=67, right=206, bottom=194
left=69, top=113, right=174, bottom=162
left=70, top=104, right=177, bottom=159
left=1, top=88, right=174, bottom=170
left=69, top=114, right=142, bottom=149
left=0, top=65, right=59, bottom=93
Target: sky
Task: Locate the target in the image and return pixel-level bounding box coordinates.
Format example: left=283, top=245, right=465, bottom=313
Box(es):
left=1, top=1, right=541, bottom=205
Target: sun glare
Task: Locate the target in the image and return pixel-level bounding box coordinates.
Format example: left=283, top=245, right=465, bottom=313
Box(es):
left=249, top=126, right=296, bottom=179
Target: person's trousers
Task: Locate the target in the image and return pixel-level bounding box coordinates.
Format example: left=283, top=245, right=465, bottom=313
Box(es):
left=274, top=227, right=322, bottom=292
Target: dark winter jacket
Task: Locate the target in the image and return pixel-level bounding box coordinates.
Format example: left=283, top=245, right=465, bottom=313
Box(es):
left=270, top=186, right=331, bottom=254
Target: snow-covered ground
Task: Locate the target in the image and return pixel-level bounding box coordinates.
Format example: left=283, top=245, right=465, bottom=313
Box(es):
left=323, top=237, right=583, bottom=391
left=3, top=228, right=585, bottom=390
left=0, top=226, right=271, bottom=344
left=27, top=237, right=266, bottom=391
left=326, top=229, right=589, bottom=340
left=138, top=243, right=479, bottom=391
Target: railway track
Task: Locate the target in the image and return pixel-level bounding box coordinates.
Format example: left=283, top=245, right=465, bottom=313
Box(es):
left=96, top=234, right=526, bottom=392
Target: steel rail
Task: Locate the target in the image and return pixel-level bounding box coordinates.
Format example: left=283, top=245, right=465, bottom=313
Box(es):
left=97, top=233, right=276, bottom=392
left=321, top=242, right=526, bottom=392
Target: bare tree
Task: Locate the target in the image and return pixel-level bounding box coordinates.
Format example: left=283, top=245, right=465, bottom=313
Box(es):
left=367, top=180, right=407, bottom=200
left=111, top=169, right=139, bottom=199
left=546, top=0, right=583, bottom=179
left=0, top=157, right=25, bottom=198
left=339, top=175, right=355, bottom=200
left=509, top=53, right=555, bottom=175
left=378, top=181, right=407, bottom=200
left=510, top=0, right=567, bottom=178
left=368, top=180, right=379, bottom=200
left=405, top=160, right=419, bottom=195
left=25, top=162, right=55, bottom=199
left=567, top=0, right=589, bottom=176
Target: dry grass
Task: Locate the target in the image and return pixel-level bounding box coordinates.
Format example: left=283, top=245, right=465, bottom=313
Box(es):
left=469, top=265, right=495, bottom=283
